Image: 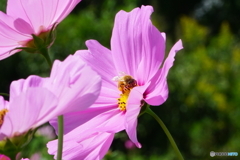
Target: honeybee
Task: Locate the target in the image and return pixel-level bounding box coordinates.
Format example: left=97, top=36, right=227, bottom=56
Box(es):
left=118, top=75, right=137, bottom=94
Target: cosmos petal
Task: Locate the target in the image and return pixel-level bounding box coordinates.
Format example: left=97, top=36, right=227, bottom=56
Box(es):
left=9, top=75, right=45, bottom=101
left=50, top=105, right=125, bottom=135
left=145, top=40, right=183, bottom=105
left=45, top=54, right=102, bottom=114
left=0, top=154, right=11, bottom=160
left=47, top=131, right=114, bottom=160
left=0, top=12, right=30, bottom=39
left=53, top=0, right=82, bottom=25
left=0, top=47, right=20, bottom=60
left=144, top=69, right=168, bottom=105
left=161, top=40, right=183, bottom=79
left=75, top=40, right=117, bottom=88
left=125, top=86, right=147, bottom=148
left=1, top=88, right=58, bottom=138
left=0, top=96, right=9, bottom=110
left=111, top=5, right=165, bottom=85
left=0, top=12, right=30, bottom=59
left=6, top=0, right=81, bottom=33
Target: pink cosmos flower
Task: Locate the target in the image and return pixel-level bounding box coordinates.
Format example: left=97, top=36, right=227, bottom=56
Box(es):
left=0, top=0, right=81, bottom=60
left=0, top=54, right=101, bottom=141
left=36, top=125, right=56, bottom=140
left=48, top=5, right=183, bottom=159
left=125, top=140, right=136, bottom=149
left=0, top=154, right=10, bottom=160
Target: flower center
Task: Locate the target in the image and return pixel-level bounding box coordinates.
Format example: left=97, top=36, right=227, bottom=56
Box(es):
left=0, top=109, right=8, bottom=126
left=113, top=73, right=137, bottom=111
left=117, top=94, right=128, bottom=111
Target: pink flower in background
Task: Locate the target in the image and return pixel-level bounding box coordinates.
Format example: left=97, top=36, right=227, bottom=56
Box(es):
left=0, top=154, right=10, bottom=160
left=125, top=140, right=136, bottom=149
left=36, top=125, right=56, bottom=140
left=0, top=0, right=82, bottom=60
left=0, top=54, right=101, bottom=140
left=48, top=5, right=183, bottom=159
left=29, top=153, right=40, bottom=160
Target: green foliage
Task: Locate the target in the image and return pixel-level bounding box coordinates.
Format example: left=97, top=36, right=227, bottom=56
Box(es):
left=165, top=17, right=240, bottom=159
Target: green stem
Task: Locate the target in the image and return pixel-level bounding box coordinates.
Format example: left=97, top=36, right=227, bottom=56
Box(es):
left=39, top=47, right=52, bottom=68
left=145, top=107, right=184, bottom=160
left=57, top=115, right=64, bottom=160
left=0, top=93, right=9, bottom=96
left=39, top=47, right=64, bottom=160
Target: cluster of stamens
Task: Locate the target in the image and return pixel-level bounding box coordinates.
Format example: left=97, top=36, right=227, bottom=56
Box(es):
left=117, top=94, right=128, bottom=111
left=113, top=73, right=137, bottom=111
left=0, top=109, right=8, bottom=126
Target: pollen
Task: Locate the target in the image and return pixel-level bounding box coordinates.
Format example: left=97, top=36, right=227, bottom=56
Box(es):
left=114, top=74, right=138, bottom=111
left=0, top=109, right=8, bottom=126
left=117, top=94, right=128, bottom=111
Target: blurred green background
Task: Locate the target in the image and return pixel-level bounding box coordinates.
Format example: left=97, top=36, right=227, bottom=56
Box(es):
left=0, top=0, right=240, bottom=160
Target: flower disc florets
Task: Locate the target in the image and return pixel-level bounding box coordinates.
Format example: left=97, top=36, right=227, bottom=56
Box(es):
left=0, top=109, right=8, bottom=126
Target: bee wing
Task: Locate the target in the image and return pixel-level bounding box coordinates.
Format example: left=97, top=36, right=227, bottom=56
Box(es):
left=112, top=76, right=121, bottom=82
left=118, top=71, right=127, bottom=76
left=112, top=72, right=127, bottom=82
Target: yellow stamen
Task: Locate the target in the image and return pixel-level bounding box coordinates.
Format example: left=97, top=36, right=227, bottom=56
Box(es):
left=0, top=109, right=8, bottom=126
left=115, top=74, right=138, bottom=111
left=117, top=94, right=129, bottom=111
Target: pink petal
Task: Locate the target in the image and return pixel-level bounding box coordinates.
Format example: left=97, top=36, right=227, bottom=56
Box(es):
left=111, top=5, right=165, bottom=85
left=161, top=32, right=166, bottom=41
left=49, top=80, right=123, bottom=134
left=52, top=0, right=82, bottom=25
left=0, top=97, right=9, bottom=140
left=6, top=0, right=36, bottom=34
left=7, top=0, right=81, bottom=33
left=0, top=12, right=30, bottom=39
left=125, top=86, right=147, bottom=148
left=93, top=86, right=120, bottom=107
left=0, top=154, right=11, bottom=160
left=161, top=40, right=183, bottom=79
left=144, top=69, right=169, bottom=105
left=1, top=88, right=58, bottom=138
left=0, top=47, right=21, bottom=60
left=144, top=40, right=183, bottom=105
left=0, top=12, right=30, bottom=59
left=75, top=40, right=117, bottom=88
left=47, top=131, right=114, bottom=160
left=7, top=0, right=32, bottom=28
left=10, top=54, right=102, bottom=116
left=0, top=96, right=9, bottom=110
left=50, top=105, right=125, bottom=135
left=9, top=75, right=45, bottom=101
left=46, top=54, right=102, bottom=114
left=0, top=12, right=30, bottom=41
